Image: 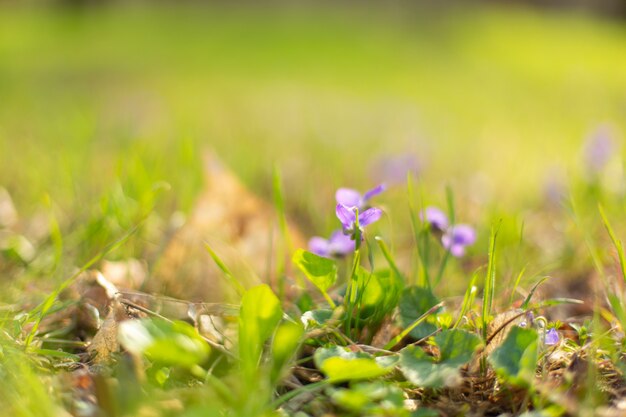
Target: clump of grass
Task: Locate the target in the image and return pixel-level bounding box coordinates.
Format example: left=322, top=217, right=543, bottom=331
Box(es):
left=4, top=154, right=626, bottom=417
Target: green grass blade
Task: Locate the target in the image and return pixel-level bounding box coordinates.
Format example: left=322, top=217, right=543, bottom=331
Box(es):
left=204, top=242, right=246, bottom=297
left=43, top=193, right=63, bottom=272
left=407, top=175, right=430, bottom=289
left=520, top=276, right=549, bottom=310
left=454, top=268, right=480, bottom=329
left=272, top=165, right=291, bottom=299
left=598, top=204, right=626, bottom=284
left=509, top=265, right=526, bottom=305
left=482, top=221, right=501, bottom=342
left=445, top=185, right=456, bottom=226
left=374, top=236, right=405, bottom=284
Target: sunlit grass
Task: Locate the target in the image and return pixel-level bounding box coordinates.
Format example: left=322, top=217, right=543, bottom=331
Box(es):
left=0, top=4, right=625, bottom=215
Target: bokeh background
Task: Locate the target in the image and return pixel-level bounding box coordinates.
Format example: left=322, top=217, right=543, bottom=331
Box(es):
left=1, top=1, right=625, bottom=280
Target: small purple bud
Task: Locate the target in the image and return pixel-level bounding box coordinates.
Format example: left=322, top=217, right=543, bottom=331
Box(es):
left=520, top=312, right=534, bottom=328
left=544, top=328, right=560, bottom=346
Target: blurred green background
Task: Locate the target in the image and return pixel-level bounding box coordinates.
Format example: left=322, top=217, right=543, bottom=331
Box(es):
left=1, top=2, right=625, bottom=231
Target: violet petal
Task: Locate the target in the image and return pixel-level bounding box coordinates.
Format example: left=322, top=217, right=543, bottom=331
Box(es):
left=362, top=184, right=386, bottom=203
left=449, top=244, right=466, bottom=257
left=450, top=224, right=476, bottom=246
left=308, top=237, right=331, bottom=257
left=336, top=204, right=356, bottom=229
left=420, top=206, right=449, bottom=231
left=358, top=207, right=383, bottom=227
left=328, top=230, right=356, bottom=255
left=335, top=188, right=362, bottom=208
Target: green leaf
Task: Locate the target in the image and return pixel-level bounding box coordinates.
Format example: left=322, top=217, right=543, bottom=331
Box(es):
left=322, top=358, right=392, bottom=383
left=608, top=294, right=626, bottom=332
left=293, top=249, right=338, bottom=293
left=399, top=329, right=481, bottom=388
left=488, top=326, right=538, bottom=388
left=301, top=309, right=334, bottom=328
left=412, top=409, right=440, bottom=417
left=239, top=284, right=283, bottom=374
left=271, top=321, right=304, bottom=383
left=436, top=329, right=482, bottom=365
left=329, top=381, right=405, bottom=414
left=118, top=319, right=210, bottom=368
left=293, top=249, right=338, bottom=307
left=349, top=267, right=402, bottom=331
left=314, top=346, right=395, bottom=383
left=398, top=286, right=440, bottom=339
left=400, top=347, right=455, bottom=388
left=361, top=269, right=402, bottom=317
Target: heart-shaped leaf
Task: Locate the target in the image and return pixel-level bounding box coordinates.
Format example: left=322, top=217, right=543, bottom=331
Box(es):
left=398, top=286, right=440, bottom=339
left=399, top=329, right=481, bottom=388
left=293, top=249, right=338, bottom=293
left=314, top=346, right=395, bottom=383
left=488, top=326, right=538, bottom=388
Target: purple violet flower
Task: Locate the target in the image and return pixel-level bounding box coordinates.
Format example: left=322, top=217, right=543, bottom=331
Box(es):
left=441, top=224, right=476, bottom=257
left=308, top=230, right=355, bottom=258
left=583, top=124, right=616, bottom=174
left=544, top=328, right=560, bottom=346
left=335, top=184, right=386, bottom=210
left=336, top=204, right=383, bottom=238
left=420, top=206, right=449, bottom=231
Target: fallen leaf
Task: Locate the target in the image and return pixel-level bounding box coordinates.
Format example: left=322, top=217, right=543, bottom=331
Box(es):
left=87, top=300, right=130, bottom=363
left=149, top=151, right=304, bottom=302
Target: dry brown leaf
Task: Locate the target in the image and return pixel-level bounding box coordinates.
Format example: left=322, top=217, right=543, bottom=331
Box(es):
left=370, top=317, right=400, bottom=349
left=87, top=299, right=130, bottom=364
left=469, top=309, right=526, bottom=372
left=149, top=151, right=305, bottom=302
left=484, top=309, right=527, bottom=354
